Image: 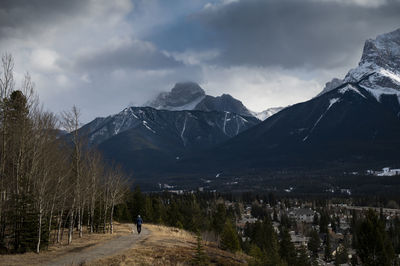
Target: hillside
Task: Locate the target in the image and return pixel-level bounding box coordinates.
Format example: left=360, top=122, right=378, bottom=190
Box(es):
left=90, top=225, right=249, bottom=265
left=0, top=224, right=249, bottom=266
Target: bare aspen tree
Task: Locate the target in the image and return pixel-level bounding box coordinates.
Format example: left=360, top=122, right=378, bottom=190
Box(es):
left=47, top=159, right=68, bottom=247
left=87, top=150, right=103, bottom=233
left=108, top=166, right=129, bottom=234
left=61, top=106, right=82, bottom=244
left=31, top=111, right=63, bottom=253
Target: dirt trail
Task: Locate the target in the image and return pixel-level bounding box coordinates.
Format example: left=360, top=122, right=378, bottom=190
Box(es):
left=45, top=225, right=149, bottom=266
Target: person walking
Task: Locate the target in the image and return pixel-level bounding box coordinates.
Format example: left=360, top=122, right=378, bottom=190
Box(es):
left=136, top=215, right=143, bottom=234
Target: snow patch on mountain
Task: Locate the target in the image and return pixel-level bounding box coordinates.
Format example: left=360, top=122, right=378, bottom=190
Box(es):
left=339, top=85, right=366, bottom=98
left=361, top=85, right=400, bottom=103
left=328, top=98, right=340, bottom=108
left=143, top=120, right=156, bottom=133
left=253, top=107, right=284, bottom=121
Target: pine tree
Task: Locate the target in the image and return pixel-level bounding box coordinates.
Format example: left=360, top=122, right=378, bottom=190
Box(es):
left=279, top=227, right=297, bottom=265
left=220, top=220, right=240, bottom=252
left=356, top=209, right=395, bottom=265
left=307, top=229, right=320, bottom=258
left=324, top=233, right=332, bottom=262
left=192, top=232, right=209, bottom=265
left=297, top=245, right=311, bottom=266
left=212, top=203, right=226, bottom=234
left=249, top=244, right=264, bottom=265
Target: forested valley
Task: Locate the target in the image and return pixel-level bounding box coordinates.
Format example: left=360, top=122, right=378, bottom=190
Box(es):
left=115, top=188, right=400, bottom=265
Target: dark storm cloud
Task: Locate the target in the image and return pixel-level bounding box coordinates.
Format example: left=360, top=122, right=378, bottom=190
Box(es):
left=0, top=0, right=87, bottom=39
left=75, top=40, right=183, bottom=71
left=160, top=0, right=400, bottom=70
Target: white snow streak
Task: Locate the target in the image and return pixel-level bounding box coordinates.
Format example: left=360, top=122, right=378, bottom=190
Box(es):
left=180, top=115, right=188, bottom=146
left=303, top=97, right=341, bottom=142
left=339, top=85, right=366, bottom=98
left=142, top=121, right=156, bottom=133
left=223, top=112, right=228, bottom=135
left=379, top=68, right=400, bottom=84
left=328, top=98, right=340, bottom=109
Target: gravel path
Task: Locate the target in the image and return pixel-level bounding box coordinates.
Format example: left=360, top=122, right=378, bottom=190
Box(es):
left=45, top=225, right=149, bottom=266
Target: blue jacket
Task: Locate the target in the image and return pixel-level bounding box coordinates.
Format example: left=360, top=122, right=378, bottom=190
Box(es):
left=137, top=217, right=143, bottom=225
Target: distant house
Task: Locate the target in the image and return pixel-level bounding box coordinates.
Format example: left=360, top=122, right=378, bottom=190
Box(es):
left=288, top=208, right=316, bottom=223
left=367, top=167, right=400, bottom=176
left=289, top=231, right=309, bottom=247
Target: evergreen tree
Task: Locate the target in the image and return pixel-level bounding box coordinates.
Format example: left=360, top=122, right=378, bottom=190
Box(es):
left=192, top=232, right=209, bottom=265
left=307, top=229, right=320, bottom=258
left=212, top=203, right=226, bottom=234
left=356, top=209, right=395, bottom=265
left=166, top=200, right=183, bottom=228
left=279, top=227, right=297, bottom=265
left=220, top=220, right=240, bottom=252
left=128, top=186, right=145, bottom=219
left=324, top=233, right=332, bottom=261
left=249, top=244, right=264, bottom=266
left=297, top=245, right=311, bottom=266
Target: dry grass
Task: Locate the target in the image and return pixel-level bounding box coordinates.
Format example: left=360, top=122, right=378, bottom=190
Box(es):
left=0, top=222, right=132, bottom=266
left=89, top=224, right=250, bottom=266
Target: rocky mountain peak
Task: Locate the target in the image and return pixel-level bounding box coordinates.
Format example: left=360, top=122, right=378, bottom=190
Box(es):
left=319, top=28, right=400, bottom=97
left=360, top=28, right=400, bottom=71
left=170, top=82, right=205, bottom=99
left=145, top=82, right=259, bottom=117
left=147, top=82, right=206, bottom=110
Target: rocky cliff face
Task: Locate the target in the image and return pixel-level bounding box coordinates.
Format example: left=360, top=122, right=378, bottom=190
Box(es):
left=146, top=82, right=276, bottom=117
left=146, top=82, right=206, bottom=111
left=320, top=28, right=400, bottom=105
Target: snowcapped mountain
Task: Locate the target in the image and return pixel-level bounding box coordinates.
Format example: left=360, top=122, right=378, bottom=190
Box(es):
left=320, top=28, right=400, bottom=105
left=179, top=28, right=400, bottom=173
left=187, top=78, right=400, bottom=172
left=146, top=82, right=255, bottom=117
left=79, top=106, right=259, bottom=174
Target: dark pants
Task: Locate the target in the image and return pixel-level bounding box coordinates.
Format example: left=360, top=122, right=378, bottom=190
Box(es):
left=137, top=224, right=142, bottom=234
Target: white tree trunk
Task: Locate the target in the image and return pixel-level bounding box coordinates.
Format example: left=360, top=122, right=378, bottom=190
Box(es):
left=110, top=202, right=115, bottom=234
left=68, top=204, right=75, bottom=244
left=36, top=207, right=42, bottom=253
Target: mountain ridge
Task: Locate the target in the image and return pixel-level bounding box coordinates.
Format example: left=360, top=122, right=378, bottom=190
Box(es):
left=146, top=82, right=283, bottom=119
left=174, top=28, right=400, bottom=173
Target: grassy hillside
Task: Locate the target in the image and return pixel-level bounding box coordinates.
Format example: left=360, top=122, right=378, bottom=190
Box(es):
left=90, top=224, right=250, bottom=266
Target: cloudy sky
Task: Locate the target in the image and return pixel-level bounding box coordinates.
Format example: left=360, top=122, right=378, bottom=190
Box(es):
left=1, top=0, right=399, bottom=122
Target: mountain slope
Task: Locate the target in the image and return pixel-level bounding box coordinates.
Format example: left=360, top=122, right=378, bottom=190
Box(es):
left=178, top=29, right=400, bottom=172
left=79, top=106, right=259, bottom=174
left=185, top=80, right=400, bottom=172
